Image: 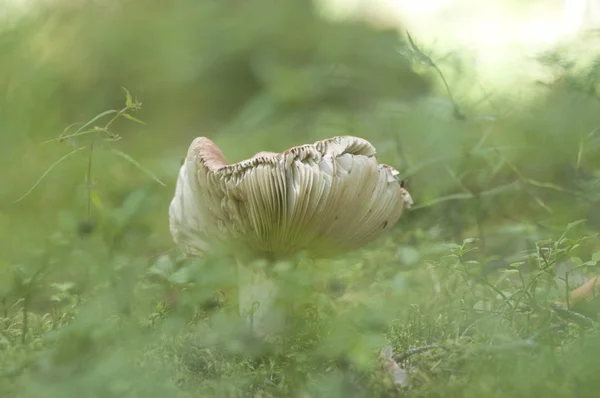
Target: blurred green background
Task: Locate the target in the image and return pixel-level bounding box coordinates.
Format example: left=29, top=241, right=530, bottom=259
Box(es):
left=2, top=1, right=600, bottom=397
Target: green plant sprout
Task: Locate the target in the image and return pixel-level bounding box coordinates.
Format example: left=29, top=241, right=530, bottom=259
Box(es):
left=14, top=88, right=165, bottom=222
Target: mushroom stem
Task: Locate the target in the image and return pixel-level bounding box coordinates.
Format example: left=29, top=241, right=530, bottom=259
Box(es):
left=236, top=260, right=286, bottom=337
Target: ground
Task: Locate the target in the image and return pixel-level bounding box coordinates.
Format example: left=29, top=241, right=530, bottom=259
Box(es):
left=1, top=2, right=600, bottom=397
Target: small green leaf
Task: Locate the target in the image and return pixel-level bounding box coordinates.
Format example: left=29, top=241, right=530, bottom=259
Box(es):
left=501, top=269, right=520, bottom=275
left=70, top=110, right=118, bottom=137
left=123, top=87, right=133, bottom=108
left=91, top=190, right=105, bottom=213
left=566, top=219, right=587, bottom=231
left=592, top=251, right=600, bottom=262
left=106, top=148, right=166, bottom=186
left=444, top=243, right=462, bottom=251
left=122, top=113, right=147, bottom=125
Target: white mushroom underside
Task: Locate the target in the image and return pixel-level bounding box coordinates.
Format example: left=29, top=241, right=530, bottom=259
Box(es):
left=169, top=136, right=406, bottom=258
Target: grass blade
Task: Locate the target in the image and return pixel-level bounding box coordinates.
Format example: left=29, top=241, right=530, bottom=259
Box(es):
left=411, top=181, right=520, bottom=210
left=106, top=148, right=166, bottom=186
left=69, top=110, right=117, bottom=137
left=122, top=113, right=147, bottom=125
left=13, top=146, right=88, bottom=203
left=43, top=128, right=105, bottom=144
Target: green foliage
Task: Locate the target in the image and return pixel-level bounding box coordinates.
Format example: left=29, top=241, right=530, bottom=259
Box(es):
left=2, top=1, right=600, bottom=397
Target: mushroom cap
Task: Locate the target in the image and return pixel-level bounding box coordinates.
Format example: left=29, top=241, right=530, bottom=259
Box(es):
left=169, top=135, right=412, bottom=258
left=569, top=276, right=600, bottom=316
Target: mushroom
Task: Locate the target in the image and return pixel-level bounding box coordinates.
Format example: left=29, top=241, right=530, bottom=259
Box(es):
left=569, top=276, right=600, bottom=317
left=169, top=135, right=413, bottom=336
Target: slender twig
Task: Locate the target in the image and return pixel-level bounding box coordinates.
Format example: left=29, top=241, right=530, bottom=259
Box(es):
left=394, top=344, right=448, bottom=363
left=406, top=31, right=466, bottom=120
left=13, top=146, right=88, bottom=203
left=21, top=298, right=28, bottom=344
left=21, top=260, right=49, bottom=344
left=86, top=143, right=94, bottom=219
left=478, top=339, right=538, bottom=353
left=565, top=271, right=571, bottom=309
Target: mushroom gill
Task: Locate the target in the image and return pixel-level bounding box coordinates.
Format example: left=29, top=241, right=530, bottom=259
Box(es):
left=169, top=135, right=413, bottom=336
left=169, top=135, right=412, bottom=260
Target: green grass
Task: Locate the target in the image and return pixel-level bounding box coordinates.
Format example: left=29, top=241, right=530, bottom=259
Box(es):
left=2, top=1, right=600, bottom=397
